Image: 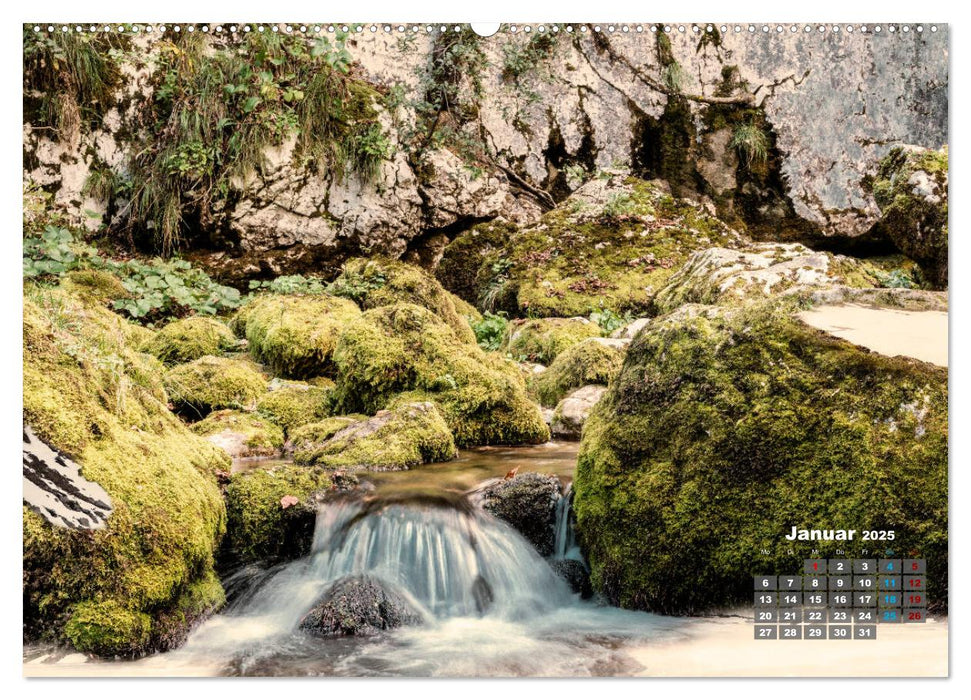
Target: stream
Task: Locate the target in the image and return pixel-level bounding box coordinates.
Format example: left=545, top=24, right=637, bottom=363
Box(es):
left=25, top=442, right=697, bottom=677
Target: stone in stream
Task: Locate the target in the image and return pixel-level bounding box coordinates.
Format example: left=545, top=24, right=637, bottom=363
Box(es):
left=478, top=472, right=562, bottom=557
left=298, top=576, right=423, bottom=637
left=550, top=385, right=608, bottom=440
left=549, top=559, right=593, bottom=600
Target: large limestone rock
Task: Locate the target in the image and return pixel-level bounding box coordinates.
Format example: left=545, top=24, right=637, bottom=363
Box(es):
left=550, top=385, right=608, bottom=439
left=573, top=301, right=948, bottom=614
left=24, top=28, right=947, bottom=277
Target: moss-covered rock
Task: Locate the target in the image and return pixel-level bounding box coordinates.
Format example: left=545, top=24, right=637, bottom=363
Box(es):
left=191, top=410, right=285, bottom=459
left=503, top=317, right=601, bottom=364
left=533, top=338, right=626, bottom=407
left=291, top=402, right=457, bottom=470
left=164, top=355, right=267, bottom=418
left=23, top=283, right=229, bottom=657
left=449, top=291, right=482, bottom=324
left=256, top=383, right=334, bottom=435
left=62, top=269, right=130, bottom=305
left=142, top=316, right=237, bottom=365
left=223, top=465, right=331, bottom=565
left=573, top=301, right=948, bottom=614
left=468, top=172, right=747, bottom=318
left=873, top=145, right=948, bottom=288
left=437, top=220, right=517, bottom=304
left=652, top=243, right=880, bottom=315
left=333, top=303, right=549, bottom=446
left=330, top=257, right=476, bottom=344
left=233, top=294, right=362, bottom=379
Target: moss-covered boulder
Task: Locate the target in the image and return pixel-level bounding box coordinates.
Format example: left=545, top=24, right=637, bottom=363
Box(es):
left=233, top=294, right=361, bottom=379
left=291, top=402, right=457, bottom=470
left=873, top=145, right=948, bottom=288
left=191, top=410, right=285, bottom=459
left=142, top=316, right=237, bottom=365
left=164, top=355, right=267, bottom=418
left=462, top=172, right=747, bottom=318
left=333, top=303, right=549, bottom=446
left=62, top=269, right=130, bottom=305
left=503, top=317, right=602, bottom=364
left=23, top=284, right=229, bottom=657
left=573, top=302, right=948, bottom=614
left=223, top=465, right=331, bottom=565
left=533, top=338, right=626, bottom=407
left=330, top=257, right=476, bottom=344
left=437, top=220, right=517, bottom=304
left=652, top=243, right=880, bottom=315
left=256, top=383, right=334, bottom=435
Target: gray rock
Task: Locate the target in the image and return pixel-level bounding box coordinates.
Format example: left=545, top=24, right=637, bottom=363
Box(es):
left=478, top=472, right=562, bottom=556
left=298, top=576, right=423, bottom=637
left=549, top=559, right=593, bottom=599
left=551, top=385, right=608, bottom=439
left=610, top=318, right=651, bottom=340
left=22, top=425, right=112, bottom=530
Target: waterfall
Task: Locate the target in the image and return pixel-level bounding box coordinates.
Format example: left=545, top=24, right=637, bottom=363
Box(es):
left=552, top=484, right=584, bottom=563
left=218, top=494, right=573, bottom=635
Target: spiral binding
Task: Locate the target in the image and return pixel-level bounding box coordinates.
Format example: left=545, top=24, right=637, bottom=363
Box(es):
left=27, top=23, right=941, bottom=36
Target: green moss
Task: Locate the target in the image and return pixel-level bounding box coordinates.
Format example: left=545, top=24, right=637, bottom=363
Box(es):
left=503, top=317, right=602, bottom=364
left=223, top=465, right=331, bottom=564
left=289, top=415, right=366, bottom=449
left=331, top=257, right=477, bottom=344
left=333, top=303, right=549, bottom=446
left=63, top=600, right=152, bottom=657
left=532, top=339, right=625, bottom=407
left=191, top=409, right=285, bottom=457
left=23, top=283, right=229, bottom=656
left=164, top=355, right=267, bottom=418
left=233, top=294, right=361, bottom=379
left=473, top=175, right=746, bottom=318
left=573, top=301, right=948, bottom=614
left=436, top=220, right=517, bottom=303
left=62, top=269, right=130, bottom=304
left=142, top=316, right=236, bottom=365
left=449, top=291, right=483, bottom=323
left=292, top=402, right=457, bottom=469
left=256, top=384, right=334, bottom=435
left=872, top=146, right=948, bottom=288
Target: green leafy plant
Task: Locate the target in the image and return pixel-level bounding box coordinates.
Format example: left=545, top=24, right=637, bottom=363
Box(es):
left=730, top=122, right=770, bottom=167
left=875, top=268, right=918, bottom=289
left=471, top=311, right=509, bottom=352
left=589, top=307, right=631, bottom=335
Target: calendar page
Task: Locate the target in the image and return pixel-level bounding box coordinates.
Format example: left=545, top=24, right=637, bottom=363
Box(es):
left=21, top=18, right=948, bottom=679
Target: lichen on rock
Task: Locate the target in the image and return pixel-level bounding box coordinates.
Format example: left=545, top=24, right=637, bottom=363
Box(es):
left=233, top=294, right=362, bottom=380
left=164, top=355, right=267, bottom=418
left=573, top=300, right=948, bottom=614
left=23, top=282, right=229, bottom=657
left=291, top=402, right=457, bottom=471
left=332, top=303, right=549, bottom=447
left=142, top=316, right=237, bottom=365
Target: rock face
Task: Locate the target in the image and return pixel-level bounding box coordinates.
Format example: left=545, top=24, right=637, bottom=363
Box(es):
left=23, top=425, right=113, bottom=530
left=550, top=385, right=608, bottom=440
left=298, top=576, right=422, bottom=637
left=23, top=28, right=948, bottom=280
left=872, top=146, right=949, bottom=288
left=651, top=242, right=878, bottom=314
left=573, top=301, right=948, bottom=614
left=478, top=473, right=562, bottom=556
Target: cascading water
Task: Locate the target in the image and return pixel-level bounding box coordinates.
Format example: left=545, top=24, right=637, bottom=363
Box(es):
left=552, top=483, right=584, bottom=563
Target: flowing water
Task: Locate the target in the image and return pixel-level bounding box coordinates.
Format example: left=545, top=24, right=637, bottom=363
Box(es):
left=25, top=442, right=697, bottom=677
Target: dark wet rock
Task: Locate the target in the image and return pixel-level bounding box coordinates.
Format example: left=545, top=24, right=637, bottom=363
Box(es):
left=478, top=472, right=562, bottom=556
left=22, top=425, right=112, bottom=530
left=298, top=576, right=422, bottom=637
left=550, top=559, right=593, bottom=599
left=471, top=575, right=494, bottom=614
